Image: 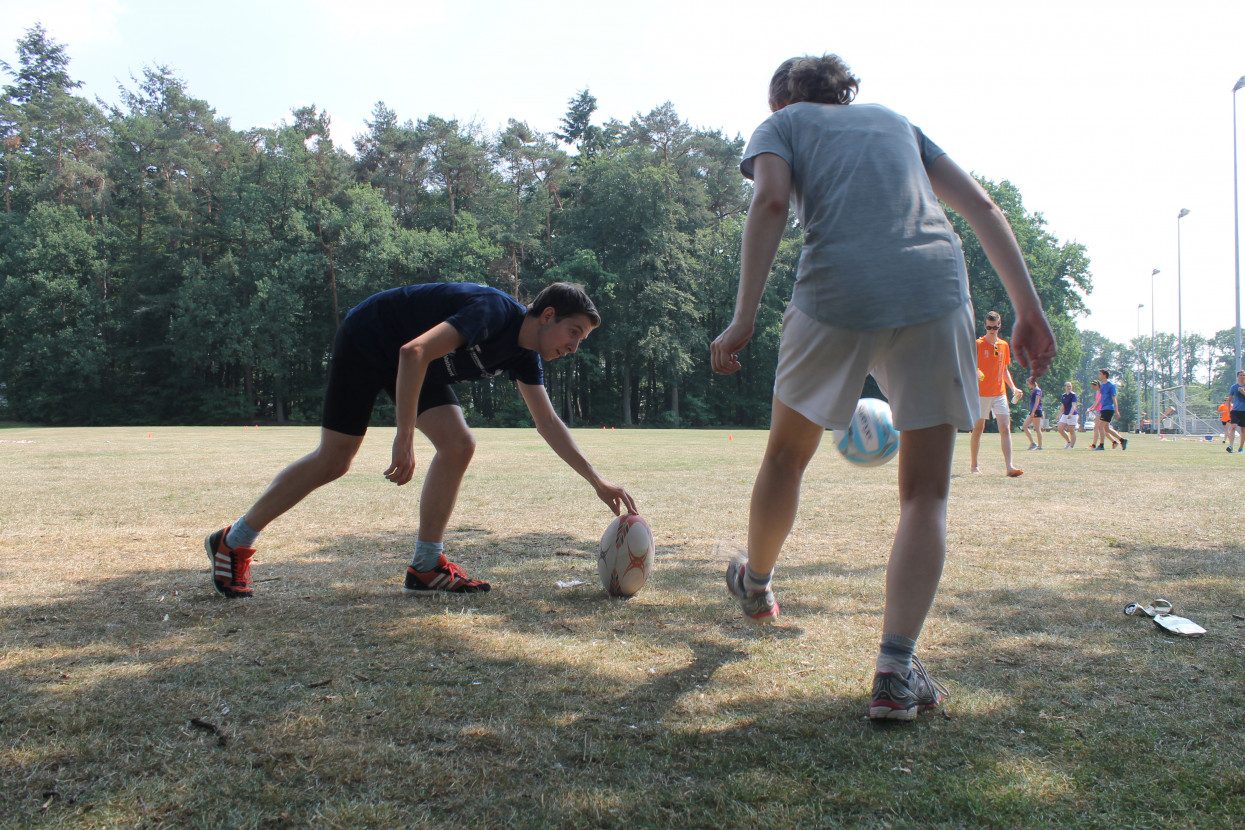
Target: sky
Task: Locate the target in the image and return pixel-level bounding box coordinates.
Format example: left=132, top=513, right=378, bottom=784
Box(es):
left=3, top=0, right=1244, bottom=349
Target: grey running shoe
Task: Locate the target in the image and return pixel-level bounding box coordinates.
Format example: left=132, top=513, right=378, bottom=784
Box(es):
left=724, top=552, right=779, bottom=623
left=867, top=656, right=948, bottom=721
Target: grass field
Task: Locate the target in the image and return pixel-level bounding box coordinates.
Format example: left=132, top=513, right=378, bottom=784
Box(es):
left=2, top=425, right=1244, bottom=829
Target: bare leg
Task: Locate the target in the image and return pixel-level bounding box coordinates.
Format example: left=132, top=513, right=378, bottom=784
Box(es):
left=1000, top=419, right=1020, bottom=474
left=745, top=398, right=825, bottom=576
left=969, top=419, right=985, bottom=472
left=243, top=428, right=365, bottom=531
left=414, top=405, right=476, bottom=544
left=881, top=424, right=955, bottom=640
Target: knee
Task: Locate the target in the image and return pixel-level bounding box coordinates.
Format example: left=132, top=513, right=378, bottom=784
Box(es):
left=319, top=454, right=354, bottom=482
left=899, top=479, right=950, bottom=511
left=763, top=444, right=817, bottom=476
left=436, top=432, right=476, bottom=470
left=308, top=448, right=354, bottom=482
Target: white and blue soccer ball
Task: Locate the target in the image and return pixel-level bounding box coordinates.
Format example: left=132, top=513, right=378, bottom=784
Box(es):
left=835, top=398, right=900, bottom=467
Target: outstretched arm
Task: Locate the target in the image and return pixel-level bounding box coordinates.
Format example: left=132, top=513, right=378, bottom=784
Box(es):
left=710, top=153, right=792, bottom=375
left=927, top=154, right=1056, bottom=380
left=518, top=381, right=638, bottom=515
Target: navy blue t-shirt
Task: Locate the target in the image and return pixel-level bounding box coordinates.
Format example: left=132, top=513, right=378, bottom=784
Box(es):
left=341, top=283, right=543, bottom=386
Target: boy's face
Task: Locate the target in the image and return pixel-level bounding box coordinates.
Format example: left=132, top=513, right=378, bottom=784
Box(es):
left=984, top=320, right=1001, bottom=341
left=534, top=310, right=596, bottom=361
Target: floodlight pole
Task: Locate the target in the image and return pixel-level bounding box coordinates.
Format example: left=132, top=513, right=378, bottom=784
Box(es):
left=1151, top=269, right=1159, bottom=435
left=1137, top=303, right=1144, bottom=432
left=1178, top=208, right=1190, bottom=435
left=1233, top=76, right=1245, bottom=373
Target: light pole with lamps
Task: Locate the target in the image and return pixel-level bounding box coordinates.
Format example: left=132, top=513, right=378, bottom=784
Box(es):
left=1178, top=208, right=1190, bottom=435
left=1150, top=268, right=1159, bottom=435
left=1137, top=302, right=1144, bottom=433
left=1233, top=76, right=1244, bottom=373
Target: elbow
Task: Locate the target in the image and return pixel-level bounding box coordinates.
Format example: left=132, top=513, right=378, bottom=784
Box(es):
left=533, top=414, right=559, bottom=435
left=965, top=193, right=1006, bottom=226
left=753, top=192, right=789, bottom=219
left=399, top=342, right=427, bottom=365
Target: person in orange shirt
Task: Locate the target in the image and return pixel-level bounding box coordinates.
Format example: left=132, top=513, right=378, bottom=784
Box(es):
left=1219, top=396, right=1233, bottom=449
left=970, top=310, right=1024, bottom=476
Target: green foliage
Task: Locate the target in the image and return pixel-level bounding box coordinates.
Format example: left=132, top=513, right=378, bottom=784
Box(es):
left=0, top=26, right=1117, bottom=428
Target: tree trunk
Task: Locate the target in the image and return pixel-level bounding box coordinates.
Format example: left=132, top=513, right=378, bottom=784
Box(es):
left=244, top=365, right=257, bottom=419
left=622, top=362, right=632, bottom=426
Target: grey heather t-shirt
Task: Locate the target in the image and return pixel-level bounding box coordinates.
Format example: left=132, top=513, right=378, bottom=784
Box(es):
left=741, top=102, right=970, bottom=331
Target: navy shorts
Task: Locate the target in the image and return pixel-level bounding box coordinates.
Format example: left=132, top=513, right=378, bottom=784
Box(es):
left=1231, top=411, right=1245, bottom=428
left=321, top=325, right=459, bottom=436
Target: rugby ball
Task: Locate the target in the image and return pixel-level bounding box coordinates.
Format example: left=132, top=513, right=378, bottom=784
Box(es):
left=598, top=513, right=654, bottom=597
left=835, top=397, right=900, bottom=467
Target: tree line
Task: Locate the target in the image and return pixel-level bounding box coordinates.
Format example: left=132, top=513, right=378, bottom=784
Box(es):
left=5, top=23, right=1222, bottom=431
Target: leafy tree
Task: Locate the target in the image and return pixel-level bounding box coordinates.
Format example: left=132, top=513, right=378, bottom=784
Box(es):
left=353, top=102, right=428, bottom=228
left=555, top=89, right=605, bottom=159
left=420, top=115, right=494, bottom=232
left=0, top=203, right=109, bottom=422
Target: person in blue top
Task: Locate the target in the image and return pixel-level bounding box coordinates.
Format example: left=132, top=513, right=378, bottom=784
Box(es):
left=205, top=281, right=637, bottom=600
left=1229, top=369, right=1245, bottom=453
left=1022, top=378, right=1044, bottom=450
left=1095, top=368, right=1127, bottom=451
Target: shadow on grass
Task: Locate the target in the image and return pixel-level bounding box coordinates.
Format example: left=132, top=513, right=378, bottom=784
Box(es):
left=3, top=531, right=1244, bottom=828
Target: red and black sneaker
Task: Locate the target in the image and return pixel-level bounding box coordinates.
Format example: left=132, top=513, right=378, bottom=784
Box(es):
left=403, top=555, right=490, bottom=594
left=205, top=526, right=255, bottom=599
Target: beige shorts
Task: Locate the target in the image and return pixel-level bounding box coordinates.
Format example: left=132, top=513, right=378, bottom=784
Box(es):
left=773, top=299, right=977, bottom=433
left=978, top=395, right=1010, bottom=422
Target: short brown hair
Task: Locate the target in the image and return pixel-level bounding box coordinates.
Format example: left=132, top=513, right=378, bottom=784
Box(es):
left=526, top=282, right=601, bottom=327
left=985, top=310, right=1002, bottom=323
left=769, top=54, right=859, bottom=110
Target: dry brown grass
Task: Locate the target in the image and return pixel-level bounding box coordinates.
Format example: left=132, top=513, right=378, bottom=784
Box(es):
left=2, top=425, right=1244, bottom=828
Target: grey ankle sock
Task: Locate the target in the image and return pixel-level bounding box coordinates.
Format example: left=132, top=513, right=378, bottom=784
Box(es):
left=411, top=540, right=444, bottom=571
left=225, top=517, right=259, bottom=550
left=743, top=565, right=772, bottom=594
left=876, top=633, right=917, bottom=675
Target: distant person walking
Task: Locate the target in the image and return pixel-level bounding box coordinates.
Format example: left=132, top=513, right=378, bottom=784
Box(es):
left=1087, top=380, right=1103, bottom=449
left=1229, top=370, right=1245, bottom=453
left=1056, top=381, right=1078, bottom=448
left=970, top=310, right=1024, bottom=476
left=1022, top=377, right=1044, bottom=450
left=1095, top=369, right=1127, bottom=451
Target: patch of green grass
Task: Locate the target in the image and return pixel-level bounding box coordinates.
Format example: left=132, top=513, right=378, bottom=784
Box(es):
left=2, top=426, right=1243, bottom=828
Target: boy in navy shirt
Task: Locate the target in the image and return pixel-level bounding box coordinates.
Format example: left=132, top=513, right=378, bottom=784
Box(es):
left=206, top=282, right=637, bottom=598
